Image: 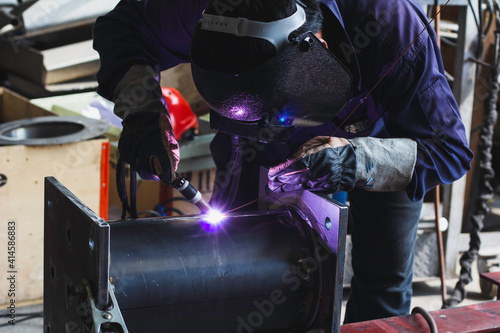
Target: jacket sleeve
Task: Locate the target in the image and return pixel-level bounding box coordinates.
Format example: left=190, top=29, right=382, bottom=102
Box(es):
left=379, top=8, right=473, bottom=201
left=92, top=0, right=207, bottom=100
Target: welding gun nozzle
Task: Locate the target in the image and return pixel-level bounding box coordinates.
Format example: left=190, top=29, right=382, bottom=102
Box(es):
left=171, top=177, right=212, bottom=214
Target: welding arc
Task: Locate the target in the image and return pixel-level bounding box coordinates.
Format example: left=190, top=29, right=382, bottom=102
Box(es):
left=330, top=0, right=452, bottom=138
left=225, top=184, right=285, bottom=213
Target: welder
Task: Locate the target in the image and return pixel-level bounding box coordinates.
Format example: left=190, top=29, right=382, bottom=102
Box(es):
left=93, top=0, right=473, bottom=324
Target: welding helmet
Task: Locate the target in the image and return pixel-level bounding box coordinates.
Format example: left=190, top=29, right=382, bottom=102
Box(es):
left=191, top=2, right=354, bottom=142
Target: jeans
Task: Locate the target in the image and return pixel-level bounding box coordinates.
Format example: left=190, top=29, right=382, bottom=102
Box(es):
left=344, top=188, right=423, bottom=323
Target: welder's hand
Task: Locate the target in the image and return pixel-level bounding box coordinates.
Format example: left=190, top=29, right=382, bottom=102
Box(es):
left=118, top=111, right=180, bottom=183
left=269, top=136, right=418, bottom=193
left=268, top=137, right=356, bottom=193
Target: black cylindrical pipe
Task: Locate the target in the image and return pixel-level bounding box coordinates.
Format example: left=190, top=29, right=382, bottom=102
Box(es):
left=109, top=209, right=324, bottom=333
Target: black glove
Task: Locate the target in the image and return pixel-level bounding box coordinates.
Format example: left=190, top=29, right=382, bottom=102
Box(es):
left=269, top=136, right=417, bottom=193
left=268, top=137, right=356, bottom=192
left=118, top=111, right=179, bottom=183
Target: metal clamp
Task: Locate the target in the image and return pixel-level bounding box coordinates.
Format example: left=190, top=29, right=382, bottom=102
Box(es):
left=85, top=281, right=129, bottom=333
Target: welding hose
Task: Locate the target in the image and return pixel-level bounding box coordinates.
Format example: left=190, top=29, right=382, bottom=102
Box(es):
left=117, top=158, right=131, bottom=219
left=411, top=307, right=438, bottom=333
left=130, top=168, right=138, bottom=218
left=116, top=157, right=140, bottom=219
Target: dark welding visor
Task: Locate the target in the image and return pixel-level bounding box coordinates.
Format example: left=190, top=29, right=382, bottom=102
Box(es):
left=191, top=15, right=354, bottom=142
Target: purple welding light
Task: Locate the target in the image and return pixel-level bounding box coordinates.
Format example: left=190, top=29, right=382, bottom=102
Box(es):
left=220, top=93, right=264, bottom=121
left=205, top=209, right=226, bottom=224
left=231, top=107, right=247, bottom=118
left=200, top=209, right=226, bottom=232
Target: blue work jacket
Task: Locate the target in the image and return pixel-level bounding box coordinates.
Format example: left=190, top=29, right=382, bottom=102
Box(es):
left=93, top=0, right=473, bottom=204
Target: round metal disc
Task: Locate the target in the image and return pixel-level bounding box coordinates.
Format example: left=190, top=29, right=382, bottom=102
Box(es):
left=0, top=116, right=110, bottom=146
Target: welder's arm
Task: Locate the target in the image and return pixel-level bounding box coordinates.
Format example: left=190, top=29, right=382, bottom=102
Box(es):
left=114, top=64, right=180, bottom=183
left=268, top=136, right=417, bottom=193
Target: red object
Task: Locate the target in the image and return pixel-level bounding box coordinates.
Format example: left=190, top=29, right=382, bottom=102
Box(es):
left=162, top=87, right=198, bottom=140
left=100, top=141, right=110, bottom=220
left=341, top=301, right=500, bottom=333
left=481, top=271, right=500, bottom=299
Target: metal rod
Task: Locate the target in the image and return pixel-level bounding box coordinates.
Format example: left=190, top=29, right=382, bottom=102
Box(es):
left=435, top=185, right=448, bottom=304
left=433, top=1, right=448, bottom=305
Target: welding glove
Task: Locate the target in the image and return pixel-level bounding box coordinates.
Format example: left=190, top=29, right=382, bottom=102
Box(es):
left=268, top=136, right=417, bottom=193
left=114, top=64, right=180, bottom=182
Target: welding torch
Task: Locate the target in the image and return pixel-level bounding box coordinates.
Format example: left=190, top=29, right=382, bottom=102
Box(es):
left=170, top=175, right=212, bottom=214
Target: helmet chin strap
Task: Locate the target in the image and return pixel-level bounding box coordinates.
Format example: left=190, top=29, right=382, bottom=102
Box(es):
left=201, top=3, right=306, bottom=52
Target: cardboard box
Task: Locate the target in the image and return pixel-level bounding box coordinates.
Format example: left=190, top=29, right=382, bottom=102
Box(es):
left=0, top=88, right=109, bottom=304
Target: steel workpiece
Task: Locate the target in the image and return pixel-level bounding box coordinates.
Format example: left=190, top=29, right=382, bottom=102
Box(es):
left=43, top=177, right=348, bottom=333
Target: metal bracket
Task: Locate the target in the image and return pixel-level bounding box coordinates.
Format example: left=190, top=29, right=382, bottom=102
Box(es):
left=258, top=167, right=349, bottom=333
left=44, top=176, right=111, bottom=332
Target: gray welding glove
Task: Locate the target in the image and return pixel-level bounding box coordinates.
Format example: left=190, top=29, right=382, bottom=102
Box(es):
left=114, top=64, right=180, bottom=182
left=268, top=136, right=417, bottom=193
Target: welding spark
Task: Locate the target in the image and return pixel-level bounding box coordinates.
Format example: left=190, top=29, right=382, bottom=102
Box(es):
left=204, top=209, right=226, bottom=225
left=200, top=209, right=226, bottom=232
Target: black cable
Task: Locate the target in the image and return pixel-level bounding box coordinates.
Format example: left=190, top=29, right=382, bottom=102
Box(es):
left=411, top=307, right=438, bottom=333
left=434, top=0, right=439, bottom=34
left=468, top=0, right=481, bottom=31
left=475, top=0, right=485, bottom=77
left=479, top=0, right=484, bottom=38
left=483, top=0, right=494, bottom=37
left=440, top=36, right=457, bottom=47
left=116, top=159, right=131, bottom=219
left=444, top=0, right=500, bottom=309
left=130, top=168, right=138, bottom=218
left=0, top=314, right=43, bottom=327
left=1, top=312, right=43, bottom=317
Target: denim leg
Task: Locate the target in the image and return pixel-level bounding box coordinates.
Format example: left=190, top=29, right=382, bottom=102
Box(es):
left=344, top=188, right=422, bottom=323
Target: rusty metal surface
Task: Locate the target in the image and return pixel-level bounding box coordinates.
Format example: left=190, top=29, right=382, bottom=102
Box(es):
left=341, top=301, right=500, bottom=333
left=480, top=272, right=500, bottom=299
left=481, top=272, right=500, bottom=286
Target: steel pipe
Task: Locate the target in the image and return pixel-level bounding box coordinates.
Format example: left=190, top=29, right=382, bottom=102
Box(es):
left=109, top=210, right=327, bottom=332
left=43, top=177, right=346, bottom=333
